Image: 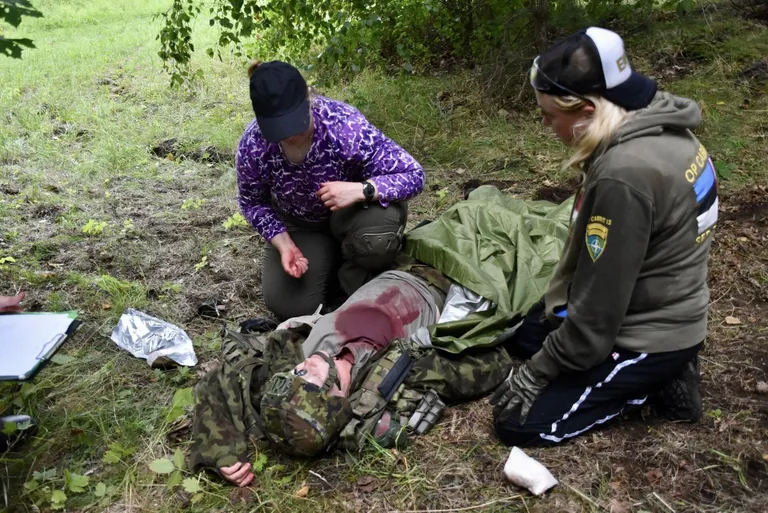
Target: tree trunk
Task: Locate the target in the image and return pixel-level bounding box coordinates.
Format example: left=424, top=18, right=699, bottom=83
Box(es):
left=464, top=3, right=474, bottom=62
left=531, top=0, right=549, bottom=53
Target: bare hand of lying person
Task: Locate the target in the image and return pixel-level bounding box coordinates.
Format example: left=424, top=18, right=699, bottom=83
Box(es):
left=219, top=462, right=255, bottom=487
left=0, top=292, right=25, bottom=313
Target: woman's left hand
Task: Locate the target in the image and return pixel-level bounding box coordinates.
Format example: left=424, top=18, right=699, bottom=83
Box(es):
left=489, top=362, right=549, bottom=424
left=316, top=181, right=366, bottom=211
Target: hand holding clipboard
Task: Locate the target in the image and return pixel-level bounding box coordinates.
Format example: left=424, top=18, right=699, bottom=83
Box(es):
left=0, top=292, right=79, bottom=381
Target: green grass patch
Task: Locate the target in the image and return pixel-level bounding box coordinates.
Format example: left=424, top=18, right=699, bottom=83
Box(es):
left=626, top=10, right=768, bottom=184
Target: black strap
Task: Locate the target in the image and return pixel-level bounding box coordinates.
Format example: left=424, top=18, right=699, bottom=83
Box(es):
left=310, top=352, right=341, bottom=391
left=377, top=351, right=415, bottom=402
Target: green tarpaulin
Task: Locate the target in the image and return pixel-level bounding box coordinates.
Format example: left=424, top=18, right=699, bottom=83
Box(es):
left=404, top=186, right=573, bottom=353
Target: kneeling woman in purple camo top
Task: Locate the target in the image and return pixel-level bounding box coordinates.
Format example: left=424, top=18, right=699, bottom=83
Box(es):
left=236, top=61, right=425, bottom=320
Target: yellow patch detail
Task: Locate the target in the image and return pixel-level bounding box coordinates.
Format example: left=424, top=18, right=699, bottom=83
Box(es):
left=696, top=224, right=716, bottom=245
left=585, top=222, right=609, bottom=262
left=589, top=215, right=612, bottom=226
left=685, top=145, right=709, bottom=183
left=616, top=53, right=629, bottom=73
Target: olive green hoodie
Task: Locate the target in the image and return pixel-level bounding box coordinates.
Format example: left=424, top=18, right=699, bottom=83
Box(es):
left=530, top=92, right=718, bottom=380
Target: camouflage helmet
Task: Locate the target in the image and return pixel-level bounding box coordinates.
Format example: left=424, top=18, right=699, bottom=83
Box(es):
left=260, top=352, right=353, bottom=457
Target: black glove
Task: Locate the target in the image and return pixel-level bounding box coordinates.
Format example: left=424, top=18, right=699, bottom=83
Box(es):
left=489, top=363, right=549, bottom=424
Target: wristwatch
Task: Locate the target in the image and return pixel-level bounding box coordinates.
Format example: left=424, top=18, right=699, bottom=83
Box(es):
left=361, top=181, right=375, bottom=206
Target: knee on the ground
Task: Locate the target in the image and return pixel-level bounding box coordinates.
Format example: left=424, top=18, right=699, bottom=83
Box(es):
left=493, top=414, right=551, bottom=448
left=263, top=289, right=323, bottom=321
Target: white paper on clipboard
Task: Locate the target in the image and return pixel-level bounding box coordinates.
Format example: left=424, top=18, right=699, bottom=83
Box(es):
left=0, top=312, right=78, bottom=380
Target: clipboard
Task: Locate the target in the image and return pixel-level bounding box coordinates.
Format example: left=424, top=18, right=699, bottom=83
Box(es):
left=0, top=312, right=80, bottom=381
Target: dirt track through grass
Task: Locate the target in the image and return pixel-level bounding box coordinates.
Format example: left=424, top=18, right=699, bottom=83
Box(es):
left=1, top=1, right=767, bottom=511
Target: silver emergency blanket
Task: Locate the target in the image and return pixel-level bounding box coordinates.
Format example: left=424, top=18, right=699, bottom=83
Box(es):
left=437, top=283, right=494, bottom=323
left=110, top=309, right=198, bottom=367
left=408, top=284, right=494, bottom=348
left=410, top=326, right=433, bottom=348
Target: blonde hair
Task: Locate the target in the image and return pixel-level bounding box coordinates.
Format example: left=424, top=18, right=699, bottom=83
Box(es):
left=547, top=93, right=631, bottom=172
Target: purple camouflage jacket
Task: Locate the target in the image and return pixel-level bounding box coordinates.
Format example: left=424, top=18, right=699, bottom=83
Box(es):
left=236, top=95, right=425, bottom=242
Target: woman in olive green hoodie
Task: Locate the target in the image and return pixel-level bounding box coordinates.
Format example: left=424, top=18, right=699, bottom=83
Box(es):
left=491, top=27, right=717, bottom=446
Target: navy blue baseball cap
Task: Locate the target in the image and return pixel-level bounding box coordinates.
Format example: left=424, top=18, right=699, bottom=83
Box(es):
left=249, top=61, right=310, bottom=142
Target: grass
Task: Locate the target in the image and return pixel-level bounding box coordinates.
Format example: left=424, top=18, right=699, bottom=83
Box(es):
left=1, top=0, right=767, bottom=511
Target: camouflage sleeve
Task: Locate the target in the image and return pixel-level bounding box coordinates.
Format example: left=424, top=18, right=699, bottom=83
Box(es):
left=404, top=345, right=512, bottom=403
left=188, top=326, right=311, bottom=474
left=188, top=363, right=252, bottom=473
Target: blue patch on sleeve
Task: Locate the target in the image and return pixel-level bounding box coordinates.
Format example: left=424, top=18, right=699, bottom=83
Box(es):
left=694, top=160, right=716, bottom=202
left=554, top=306, right=568, bottom=318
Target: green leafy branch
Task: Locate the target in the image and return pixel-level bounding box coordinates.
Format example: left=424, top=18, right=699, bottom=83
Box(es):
left=0, top=0, right=43, bottom=59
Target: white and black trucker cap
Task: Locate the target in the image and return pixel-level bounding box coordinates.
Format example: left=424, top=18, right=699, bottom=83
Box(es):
left=530, top=27, right=657, bottom=111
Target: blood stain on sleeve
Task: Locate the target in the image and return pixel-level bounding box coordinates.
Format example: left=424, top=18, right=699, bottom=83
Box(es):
left=333, top=286, right=421, bottom=349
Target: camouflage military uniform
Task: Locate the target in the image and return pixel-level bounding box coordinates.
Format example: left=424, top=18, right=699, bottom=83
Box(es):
left=188, top=261, right=511, bottom=472
left=188, top=326, right=308, bottom=470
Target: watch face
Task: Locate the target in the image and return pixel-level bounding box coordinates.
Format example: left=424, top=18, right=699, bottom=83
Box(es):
left=363, top=183, right=375, bottom=199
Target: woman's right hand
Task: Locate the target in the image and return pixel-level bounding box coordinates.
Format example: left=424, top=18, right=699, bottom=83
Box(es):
left=219, top=462, right=254, bottom=487
left=271, top=233, right=309, bottom=278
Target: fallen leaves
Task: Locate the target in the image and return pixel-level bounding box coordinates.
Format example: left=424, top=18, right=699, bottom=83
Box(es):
left=356, top=475, right=379, bottom=493
left=296, top=483, right=310, bottom=498
left=167, top=417, right=193, bottom=444
left=229, top=486, right=253, bottom=504
left=645, top=468, right=663, bottom=484
left=718, top=418, right=734, bottom=433
left=609, top=499, right=631, bottom=513
left=725, top=316, right=742, bottom=325
left=756, top=381, right=768, bottom=395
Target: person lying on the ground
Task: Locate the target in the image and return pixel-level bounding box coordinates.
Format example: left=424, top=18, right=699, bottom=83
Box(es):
left=190, top=184, right=576, bottom=486
left=188, top=261, right=513, bottom=486
left=489, top=27, right=715, bottom=446
left=237, top=60, right=425, bottom=321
